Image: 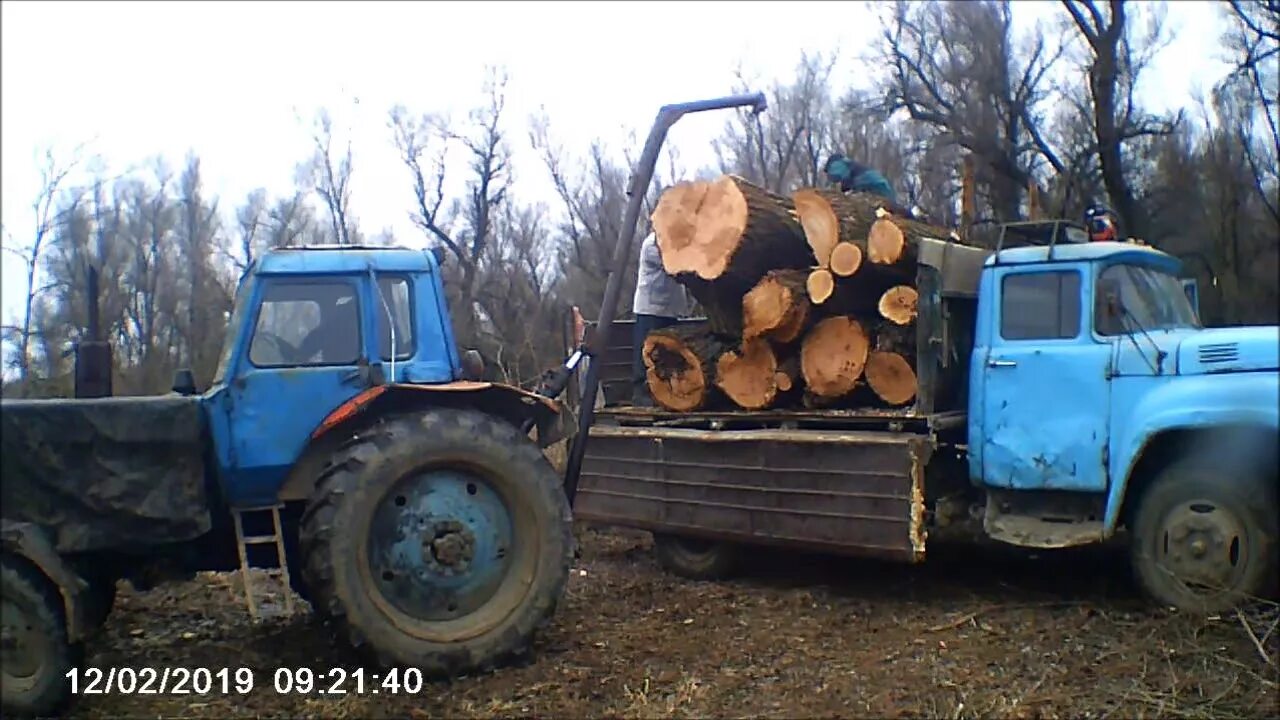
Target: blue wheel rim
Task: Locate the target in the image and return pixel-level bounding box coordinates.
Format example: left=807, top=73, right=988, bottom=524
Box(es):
left=367, top=468, right=514, bottom=622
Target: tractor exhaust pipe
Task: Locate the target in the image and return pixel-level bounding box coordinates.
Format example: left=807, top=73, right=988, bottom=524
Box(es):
left=74, top=263, right=113, bottom=398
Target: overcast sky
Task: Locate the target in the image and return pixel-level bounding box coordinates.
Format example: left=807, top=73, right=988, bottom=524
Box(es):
left=0, top=0, right=1232, bottom=343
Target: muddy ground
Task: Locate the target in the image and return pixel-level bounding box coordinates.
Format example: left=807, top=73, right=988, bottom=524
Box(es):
left=69, top=525, right=1277, bottom=719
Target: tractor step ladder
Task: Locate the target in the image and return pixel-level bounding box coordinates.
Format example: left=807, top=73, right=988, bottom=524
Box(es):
left=230, top=504, right=295, bottom=621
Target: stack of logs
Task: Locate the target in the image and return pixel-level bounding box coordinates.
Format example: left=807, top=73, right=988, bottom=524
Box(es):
left=640, top=173, right=961, bottom=412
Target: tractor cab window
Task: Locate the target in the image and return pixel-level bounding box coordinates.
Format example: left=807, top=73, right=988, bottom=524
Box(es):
left=249, top=280, right=362, bottom=367
left=376, top=275, right=415, bottom=360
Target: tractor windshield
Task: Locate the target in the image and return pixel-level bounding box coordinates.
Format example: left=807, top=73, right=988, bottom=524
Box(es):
left=1096, top=263, right=1200, bottom=335
left=212, top=273, right=256, bottom=385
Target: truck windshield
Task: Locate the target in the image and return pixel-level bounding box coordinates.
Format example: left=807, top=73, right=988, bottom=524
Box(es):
left=212, top=273, right=255, bottom=385
left=1096, top=263, right=1200, bottom=335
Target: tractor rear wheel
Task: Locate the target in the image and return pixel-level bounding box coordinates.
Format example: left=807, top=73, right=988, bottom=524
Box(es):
left=299, top=408, right=572, bottom=676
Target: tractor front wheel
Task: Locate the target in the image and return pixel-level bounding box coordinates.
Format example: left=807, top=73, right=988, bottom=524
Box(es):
left=299, top=408, right=572, bottom=676
left=1, top=557, right=78, bottom=718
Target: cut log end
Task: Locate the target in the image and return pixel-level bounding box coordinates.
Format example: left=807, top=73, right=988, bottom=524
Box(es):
left=806, top=268, right=835, bottom=305
left=642, top=331, right=712, bottom=412
left=715, top=339, right=779, bottom=410
left=743, top=270, right=809, bottom=341
left=867, top=218, right=907, bottom=265
left=791, top=188, right=840, bottom=268
left=865, top=350, right=917, bottom=406
left=829, top=242, right=863, bottom=277
left=879, top=285, right=919, bottom=325
left=800, top=316, right=870, bottom=398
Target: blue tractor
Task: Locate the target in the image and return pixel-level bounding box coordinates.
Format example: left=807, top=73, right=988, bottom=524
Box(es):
left=1, top=245, right=579, bottom=715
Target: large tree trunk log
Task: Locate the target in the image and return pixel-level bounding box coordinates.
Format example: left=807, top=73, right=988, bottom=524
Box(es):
left=865, top=321, right=918, bottom=406
left=829, top=242, right=863, bottom=277
left=642, top=326, right=729, bottom=412
left=715, top=339, right=787, bottom=410
left=800, top=316, right=870, bottom=398
left=743, top=269, right=811, bottom=342
left=653, top=174, right=812, bottom=284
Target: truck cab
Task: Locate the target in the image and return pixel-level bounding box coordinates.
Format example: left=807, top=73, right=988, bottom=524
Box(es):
left=970, top=240, right=1278, bottom=610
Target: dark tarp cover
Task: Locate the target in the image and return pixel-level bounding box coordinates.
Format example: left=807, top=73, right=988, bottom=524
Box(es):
left=0, top=396, right=212, bottom=553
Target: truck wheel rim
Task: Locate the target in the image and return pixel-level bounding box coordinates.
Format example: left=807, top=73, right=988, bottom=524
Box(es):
left=1157, top=499, right=1248, bottom=594
left=0, top=599, right=45, bottom=688
left=366, top=468, right=515, bottom=622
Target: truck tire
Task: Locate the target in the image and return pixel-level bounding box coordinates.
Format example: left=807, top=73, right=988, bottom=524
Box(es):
left=299, top=408, right=572, bottom=676
left=653, top=534, right=740, bottom=581
left=1130, top=458, right=1278, bottom=614
left=1, top=558, right=77, bottom=718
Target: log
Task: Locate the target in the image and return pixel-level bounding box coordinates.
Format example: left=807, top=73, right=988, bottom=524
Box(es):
left=866, top=215, right=950, bottom=267
left=800, top=316, right=871, bottom=398
left=642, top=326, right=729, bottom=412
left=878, top=285, right=919, bottom=326
left=743, top=270, right=811, bottom=342
left=653, top=174, right=812, bottom=284
left=775, top=356, right=801, bottom=393
left=829, top=242, right=863, bottom=277
left=791, top=189, right=895, bottom=267
left=865, top=321, right=918, bottom=406
left=715, top=339, right=785, bottom=410
left=806, top=268, right=835, bottom=305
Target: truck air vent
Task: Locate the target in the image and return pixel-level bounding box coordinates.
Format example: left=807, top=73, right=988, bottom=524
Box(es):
left=1198, top=343, right=1239, bottom=364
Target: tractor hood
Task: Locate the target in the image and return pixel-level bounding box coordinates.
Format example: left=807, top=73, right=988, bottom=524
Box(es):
left=1177, top=326, right=1280, bottom=375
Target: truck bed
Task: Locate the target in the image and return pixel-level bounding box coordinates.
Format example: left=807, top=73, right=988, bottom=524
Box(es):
left=576, top=424, right=933, bottom=562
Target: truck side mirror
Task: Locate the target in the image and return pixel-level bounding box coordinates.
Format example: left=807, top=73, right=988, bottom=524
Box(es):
left=172, top=369, right=198, bottom=396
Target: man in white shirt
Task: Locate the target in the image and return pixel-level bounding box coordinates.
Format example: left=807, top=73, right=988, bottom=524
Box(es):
left=631, top=231, right=691, bottom=406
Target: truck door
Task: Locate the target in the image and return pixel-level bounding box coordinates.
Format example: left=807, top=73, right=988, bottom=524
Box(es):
left=979, top=265, right=1111, bottom=491
left=219, top=275, right=370, bottom=506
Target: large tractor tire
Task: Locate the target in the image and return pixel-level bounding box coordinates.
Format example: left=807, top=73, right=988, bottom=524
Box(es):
left=1130, top=458, right=1278, bottom=613
left=299, top=408, right=572, bottom=676
left=653, top=534, right=740, bottom=581
left=1, top=557, right=78, bottom=718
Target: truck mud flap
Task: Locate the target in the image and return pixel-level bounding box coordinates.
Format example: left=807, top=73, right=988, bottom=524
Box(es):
left=576, top=427, right=932, bottom=562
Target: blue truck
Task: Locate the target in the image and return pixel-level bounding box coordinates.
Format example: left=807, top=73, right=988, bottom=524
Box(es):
left=1, top=246, right=579, bottom=716
left=571, top=226, right=1279, bottom=616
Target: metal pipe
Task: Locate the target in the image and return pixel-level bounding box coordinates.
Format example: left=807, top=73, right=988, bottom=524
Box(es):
left=562, top=91, right=767, bottom=504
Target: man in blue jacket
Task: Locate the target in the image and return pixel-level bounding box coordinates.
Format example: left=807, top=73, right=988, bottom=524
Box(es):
left=824, top=154, right=897, bottom=203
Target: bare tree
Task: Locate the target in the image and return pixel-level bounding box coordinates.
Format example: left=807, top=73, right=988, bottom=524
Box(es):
left=878, top=0, right=1066, bottom=222
left=300, top=108, right=355, bottom=245
left=1221, top=0, right=1279, bottom=223
left=1, top=144, right=91, bottom=381
left=390, top=67, right=511, bottom=334
left=1060, top=0, right=1180, bottom=240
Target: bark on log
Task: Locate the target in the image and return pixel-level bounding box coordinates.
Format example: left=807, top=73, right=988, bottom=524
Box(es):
left=642, top=326, right=729, bottom=412
left=715, top=339, right=785, bottom=410
left=743, top=269, right=811, bottom=342
left=800, top=316, right=870, bottom=398
left=829, top=242, right=863, bottom=277
left=865, top=321, right=918, bottom=406
left=878, top=285, right=919, bottom=326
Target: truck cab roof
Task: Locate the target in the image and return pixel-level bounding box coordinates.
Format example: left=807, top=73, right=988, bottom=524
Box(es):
left=252, top=245, right=441, bottom=275
left=988, top=241, right=1180, bottom=274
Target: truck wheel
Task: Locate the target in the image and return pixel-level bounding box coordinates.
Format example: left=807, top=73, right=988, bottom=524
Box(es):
left=299, top=408, right=572, bottom=676
left=1130, top=459, right=1278, bottom=613
left=1, top=558, right=77, bottom=718
left=653, top=534, right=740, bottom=580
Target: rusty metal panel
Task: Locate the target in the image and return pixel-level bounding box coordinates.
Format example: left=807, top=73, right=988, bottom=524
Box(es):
left=576, top=427, right=932, bottom=563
